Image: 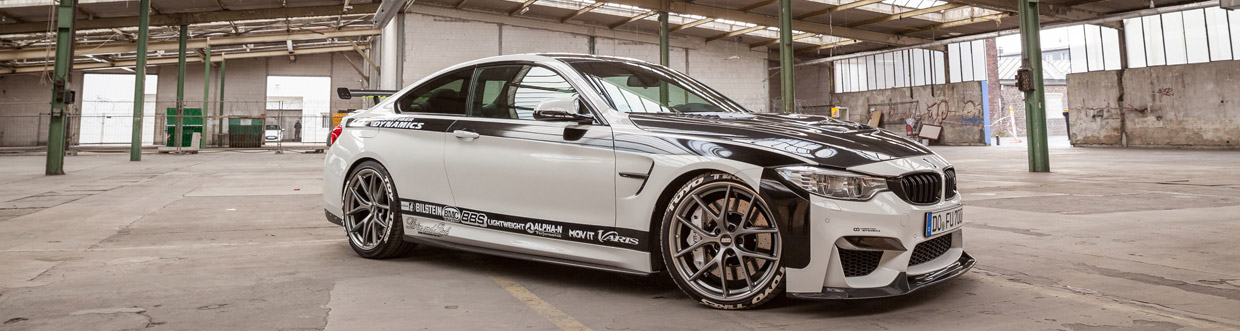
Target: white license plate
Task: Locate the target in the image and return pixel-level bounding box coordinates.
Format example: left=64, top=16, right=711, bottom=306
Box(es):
left=925, top=206, right=963, bottom=237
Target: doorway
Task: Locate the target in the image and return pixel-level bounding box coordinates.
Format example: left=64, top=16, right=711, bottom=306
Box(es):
left=80, top=73, right=158, bottom=145
left=266, top=76, right=330, bottom=143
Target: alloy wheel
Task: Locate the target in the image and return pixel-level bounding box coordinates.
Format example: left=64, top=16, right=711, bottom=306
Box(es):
left=668, top=182, right=782, bottom=302
left=343, top=168, right=394, bottom=250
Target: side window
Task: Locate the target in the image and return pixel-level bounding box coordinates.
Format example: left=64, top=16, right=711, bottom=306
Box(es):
left=468, top=65, right=580, bottom=120
left=396, top=67, right=474, bottom=115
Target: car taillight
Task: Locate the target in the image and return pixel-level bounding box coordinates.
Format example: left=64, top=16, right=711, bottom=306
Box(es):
left=328, top=124, right=343, bottom=146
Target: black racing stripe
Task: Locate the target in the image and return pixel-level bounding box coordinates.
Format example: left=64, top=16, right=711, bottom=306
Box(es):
left=356, top=115, right=458, bottom=132
left=759, top=168, right=812, bottom=269
left=448, top=119, right=614, bottom=150
left=398, top=199, right=649, bottom=252
left=614, top=133, right=804, bottom=167
left=628, top=113, right=933, bottom=168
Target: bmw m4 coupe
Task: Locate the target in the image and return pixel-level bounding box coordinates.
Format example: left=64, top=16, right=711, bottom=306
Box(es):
left=322, top=54, right=974, bottom=309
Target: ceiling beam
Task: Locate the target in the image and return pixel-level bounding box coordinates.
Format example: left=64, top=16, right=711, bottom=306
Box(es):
left=848, top=3, right=964, bottom=27
left=737, top=0, right=776, bottom=12
left=794, top=0, right=884, bottom=20
left=0, top=9, right=25, bottom=23
left=944, top=0, right=1100, bottom=21
left=669, top=17, right=713, bottom=32
left=663, top=0, right=928, bottom=45
left=748, top=32, right=814, bottom=48
left=901, top=12, right=1012, bottom=34
left=561, top=2, right=605, bottom=23
left=705, top=25, right=766, bottom=42
left=795, top=39, right=861, bottom=53
left=1, top=3, right=381, bottom=35
left=609, top=10, right=658, bottom=29
left=4, top=45, right=366, bottom=75
left=599, top=0, right=927, bottom=45
left=509, top=0, right=538, bottom=16
left=0, top=28, right=380, bottom=61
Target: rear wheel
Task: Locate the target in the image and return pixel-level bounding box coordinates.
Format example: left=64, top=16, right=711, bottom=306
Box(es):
left=660, top=173, right=784, bottom=309
left=342, top=161, right=414, bottom=259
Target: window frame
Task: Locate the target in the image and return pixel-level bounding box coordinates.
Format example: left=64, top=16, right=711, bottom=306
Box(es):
left=465, top=61, right=607, bottom=126
left=394, top=65, right=477, bottom=116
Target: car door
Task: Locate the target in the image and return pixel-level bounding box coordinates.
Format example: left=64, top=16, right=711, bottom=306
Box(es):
left=362, top=67, right=475, bottom=212
left=442, top=64, right=617, bottom=243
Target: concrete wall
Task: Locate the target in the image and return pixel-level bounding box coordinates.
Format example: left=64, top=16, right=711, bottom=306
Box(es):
left=401, top=7, right=770, bottom=112
left=829, top=82, right=987, bottom=145
left=1067, top=61, right=1240, bottom=148
left=0, top=72, right=85, bottom=147
left=786, top=62, right=987, bottom=145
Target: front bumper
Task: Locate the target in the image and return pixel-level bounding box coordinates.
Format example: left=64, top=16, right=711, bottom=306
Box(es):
left=789, top=251, right=975, bottom=299
left=761, top=163, right=973, bottom=299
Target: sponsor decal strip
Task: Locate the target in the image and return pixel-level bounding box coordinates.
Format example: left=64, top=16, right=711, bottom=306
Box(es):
left=400, top=199, right=648, bottom=251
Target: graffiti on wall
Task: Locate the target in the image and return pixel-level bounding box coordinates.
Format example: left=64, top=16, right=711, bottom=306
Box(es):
left=1156, top=88, right=1174, bottom=97
left=922, top=100, right=985, bottom=127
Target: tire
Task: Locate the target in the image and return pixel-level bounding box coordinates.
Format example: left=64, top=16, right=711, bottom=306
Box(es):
left=659, top=172, right=785, bottom=310
left=341, top=160, right=415, bottom=259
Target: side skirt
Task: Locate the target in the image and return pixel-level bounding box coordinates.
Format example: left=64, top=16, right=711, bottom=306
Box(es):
left=403, top=235, right=656, bottom=277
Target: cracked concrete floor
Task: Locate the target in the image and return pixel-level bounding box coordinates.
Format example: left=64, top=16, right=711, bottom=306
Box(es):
left=0, top=146, right=1237, bottom=330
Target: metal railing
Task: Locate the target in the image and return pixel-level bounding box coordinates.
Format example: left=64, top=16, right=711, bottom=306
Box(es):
left=1, top=100, right=349, bottom=150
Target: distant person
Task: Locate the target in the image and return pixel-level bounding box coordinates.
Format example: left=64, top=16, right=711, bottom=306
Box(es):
left=294, top=120, right=302, bottom=141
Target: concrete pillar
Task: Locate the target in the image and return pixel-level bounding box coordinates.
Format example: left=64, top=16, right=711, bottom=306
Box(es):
left=380, top=19, right=400, bottom=90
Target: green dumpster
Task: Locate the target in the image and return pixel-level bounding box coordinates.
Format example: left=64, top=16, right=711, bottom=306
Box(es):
left=165, top=108, right=203, bottom=147
left=227, top=117, right=264, bottom=148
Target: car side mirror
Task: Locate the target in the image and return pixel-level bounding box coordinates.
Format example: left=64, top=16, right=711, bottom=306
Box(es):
left=533, top=96, right=593, bottom=124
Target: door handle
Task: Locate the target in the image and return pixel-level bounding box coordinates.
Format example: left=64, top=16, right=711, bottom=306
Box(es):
left=452, top=130, right=480, bottom=140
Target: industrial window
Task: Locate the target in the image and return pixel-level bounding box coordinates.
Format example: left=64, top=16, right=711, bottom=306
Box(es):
left=1124, top=7, right=1237, bottom=69
left=833, top=49, right=945, bottom=93
left=947, top=40, right=987, bottom=83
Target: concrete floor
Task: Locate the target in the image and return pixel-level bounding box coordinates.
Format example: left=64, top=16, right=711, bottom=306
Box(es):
left=1, top=146, right=1238, bottom=331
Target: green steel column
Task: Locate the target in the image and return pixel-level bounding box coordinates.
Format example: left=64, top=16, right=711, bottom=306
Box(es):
left=217, top=56, right=225, bottom=138
left=658, top=11, right=669, bottom=105
left=202, top=45, right=211, bottom=147
left=45, top=0, right=77, bottom=175
left=778, top=0, right=794, bottom=114
left=588, top=36, right=596, bottom=55
left=129, top=0, right=150, bottom=161
left=1018, top=0, right=1050, bottom=172
left=175, top=24, right=188, bottom=150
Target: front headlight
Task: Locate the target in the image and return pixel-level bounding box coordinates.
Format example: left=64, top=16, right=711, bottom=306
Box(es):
left=775, top=166, right=889, bottom=201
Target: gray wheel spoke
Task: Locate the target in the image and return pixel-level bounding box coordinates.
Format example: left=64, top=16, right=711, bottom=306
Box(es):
left=347, top=206, right=368, bottom=215
left=690, top=194, right=721, bottom=221
left=676, top=215, right=718, bottom=239
left=721, top=186, right=733, bottom=214
left=674, top=239, right=713, bottom=258
left=738, top=252, right=755, bottom=290
left=739, top=196, right=757, bottom=229
left=350, top=186, right=370, bottom=206
left=734, top=246, right=777, bottom=261
left=719, top=250, right=730, bottom=298
left=687, top=259, right=719, bottom=282
left=735, top=227, right=778, bottom=236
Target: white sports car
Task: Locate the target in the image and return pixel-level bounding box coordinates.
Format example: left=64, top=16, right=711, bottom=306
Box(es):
left=322, top=54, right=973, bottom=309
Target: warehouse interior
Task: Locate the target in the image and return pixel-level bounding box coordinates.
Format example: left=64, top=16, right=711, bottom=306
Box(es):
left=1, top=0, right=1238, bottom=329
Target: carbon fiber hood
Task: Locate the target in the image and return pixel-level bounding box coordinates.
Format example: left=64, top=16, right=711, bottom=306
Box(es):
left=626, top=113, right=934, bottom=168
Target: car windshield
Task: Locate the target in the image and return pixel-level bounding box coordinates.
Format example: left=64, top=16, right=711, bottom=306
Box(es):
left=567, top=60, right=749, bottom=114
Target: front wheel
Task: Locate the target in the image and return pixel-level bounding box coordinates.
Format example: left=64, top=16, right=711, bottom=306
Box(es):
left=660, top=173, right=784, bottom=309
left=342, top=161, right=414, bottom=259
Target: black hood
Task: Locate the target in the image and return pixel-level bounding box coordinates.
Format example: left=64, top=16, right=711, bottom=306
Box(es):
left=626, top=113, right=933, bottom=168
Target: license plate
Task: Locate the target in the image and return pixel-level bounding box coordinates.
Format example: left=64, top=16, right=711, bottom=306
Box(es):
left=925, top=206, right=963, bottom=237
